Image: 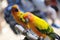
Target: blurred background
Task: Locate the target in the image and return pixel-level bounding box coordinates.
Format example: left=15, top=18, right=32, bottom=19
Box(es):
left=0, top=0, right=60, bottom=40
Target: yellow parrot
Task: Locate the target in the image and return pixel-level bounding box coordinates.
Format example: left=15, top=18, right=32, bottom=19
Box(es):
left=11, top=5, right=60, bottom=40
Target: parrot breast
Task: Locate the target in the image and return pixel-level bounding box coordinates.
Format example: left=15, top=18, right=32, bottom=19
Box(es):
left=24, top=12, right=49, bottom=30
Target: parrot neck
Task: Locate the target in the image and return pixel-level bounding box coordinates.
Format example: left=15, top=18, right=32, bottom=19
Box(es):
left=17, top=11, right=24, bottom=18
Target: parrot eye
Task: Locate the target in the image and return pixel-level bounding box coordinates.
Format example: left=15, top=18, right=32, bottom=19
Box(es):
left=15, top=8, right=18, bottom=12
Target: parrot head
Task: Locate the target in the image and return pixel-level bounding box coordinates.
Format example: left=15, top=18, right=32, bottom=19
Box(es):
left=11, top=4, right=24, bottom=17
left=11, top=5, right=19, bottom=14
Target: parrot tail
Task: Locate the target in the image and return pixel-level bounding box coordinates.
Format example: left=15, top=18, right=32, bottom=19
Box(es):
left=48, top=33, right=60, bottom=40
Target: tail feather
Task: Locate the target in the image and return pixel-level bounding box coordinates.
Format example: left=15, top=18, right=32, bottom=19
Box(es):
left=53, top=33, right=60, bottom=40
left=48, top=33, right=60, bottom=40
